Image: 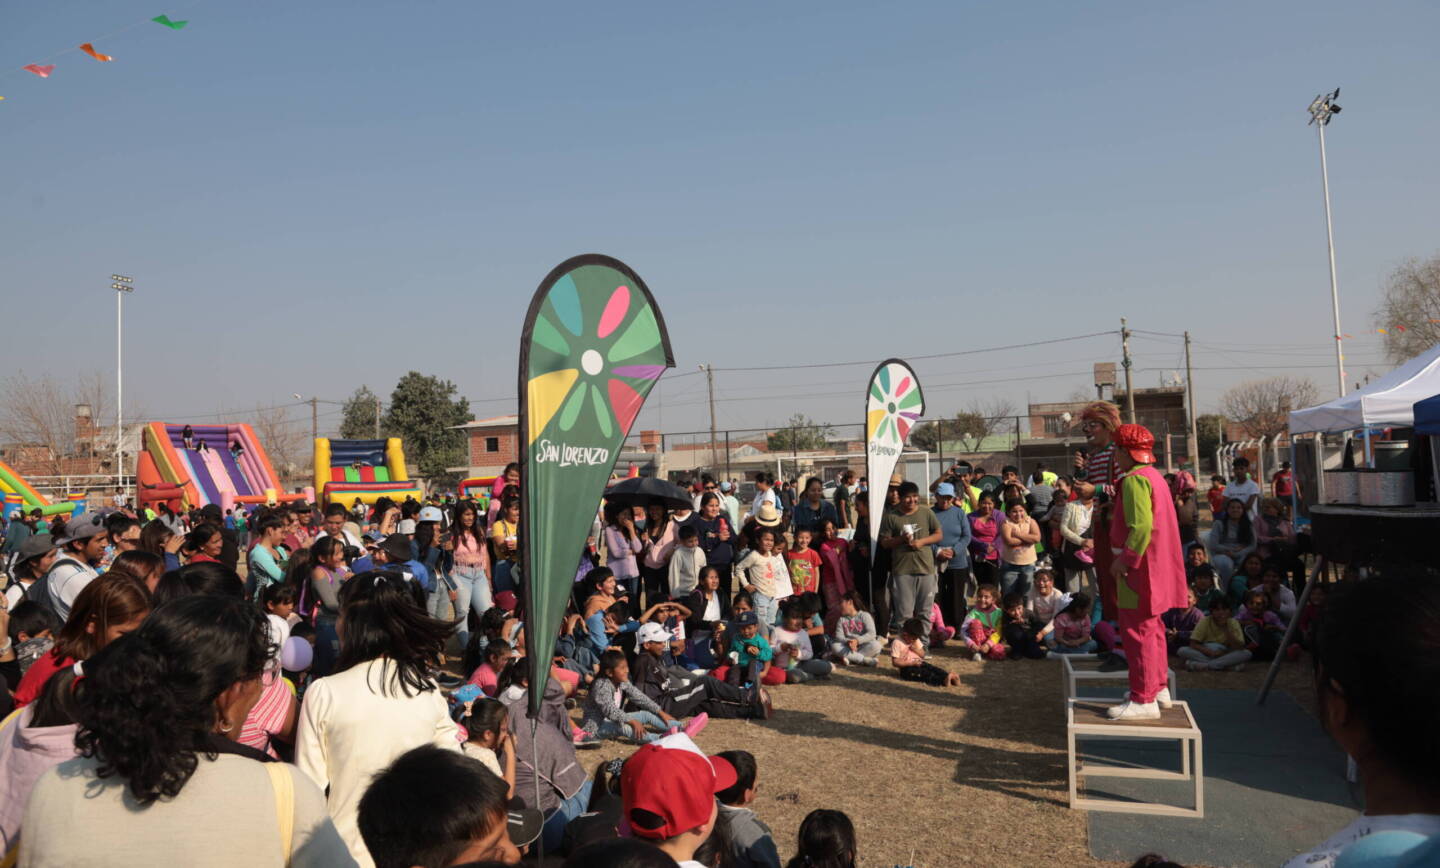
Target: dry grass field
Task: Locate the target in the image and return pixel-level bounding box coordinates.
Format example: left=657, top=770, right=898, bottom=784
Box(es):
left=571, top=645, right=1321, bottom=868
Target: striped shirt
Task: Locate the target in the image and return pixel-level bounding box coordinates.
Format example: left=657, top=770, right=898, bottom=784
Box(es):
left=238, top=670, right=292, bottom=759
left=1088, top=443, right=1119, bottom=497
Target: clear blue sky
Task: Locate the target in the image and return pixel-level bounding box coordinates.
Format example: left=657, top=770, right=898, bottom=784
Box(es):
left=3, top=1, right=1437, bottom=438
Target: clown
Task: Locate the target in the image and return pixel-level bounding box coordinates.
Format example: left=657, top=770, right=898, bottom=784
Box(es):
left=1105, top=423, right=1189, bottom=720
left=1072, top=401, right=1122, bottom=621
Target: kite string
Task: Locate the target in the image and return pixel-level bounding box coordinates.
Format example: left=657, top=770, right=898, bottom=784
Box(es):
left=0, top=0, right=211, bottom=87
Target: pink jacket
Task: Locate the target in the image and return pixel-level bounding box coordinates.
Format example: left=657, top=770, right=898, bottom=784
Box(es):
left=1109, top=463, right=1189, bottom=618
left=0, top=706, right=78, bottom=851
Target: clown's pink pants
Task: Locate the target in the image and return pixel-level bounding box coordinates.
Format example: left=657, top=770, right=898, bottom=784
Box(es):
left=1118, top=608, right=1167, bottom=704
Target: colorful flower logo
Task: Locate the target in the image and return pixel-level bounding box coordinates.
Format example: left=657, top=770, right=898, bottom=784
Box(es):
left=526, top=264, right=670, bottom=445
left=866, top=362, right=923, bottom=446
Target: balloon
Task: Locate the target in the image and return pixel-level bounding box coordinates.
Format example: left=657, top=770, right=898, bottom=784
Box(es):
left=281, top=636, right=313, bottom=672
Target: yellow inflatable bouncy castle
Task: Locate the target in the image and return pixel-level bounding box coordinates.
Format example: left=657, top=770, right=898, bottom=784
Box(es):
left=314, top=438, right=423, bottom=506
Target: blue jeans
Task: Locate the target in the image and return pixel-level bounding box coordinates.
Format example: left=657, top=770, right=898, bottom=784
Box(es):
left=1047, top=638, right=1098, bottom=654
left=450, top=564, right=492, bottom=648
left=313, top=613, right=340, bottom=678
left=752, top=593, right=777, bottom=637
left=541, top=779, right=594, bottom=853
left=785, top=658, right=834, bottom=683
left=493, top=560, right=516, bottom=593
left=1000, top=562, right=1035, bottom=598
left=595, top=710, right=670, bottom=743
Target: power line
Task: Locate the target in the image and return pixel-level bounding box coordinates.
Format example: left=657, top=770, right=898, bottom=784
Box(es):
left=707, top=331, right=1118, bottom=373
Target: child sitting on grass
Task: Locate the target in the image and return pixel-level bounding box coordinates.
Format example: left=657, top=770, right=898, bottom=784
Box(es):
left=1162, top=587, right=1203, bottom=655
left=771, top=603, right=834, bottom=684
left=1259, top=564, right=1298, bottom=624
left=1025, top=568, right=1069, bottom=645
left=581, top=650, right=681, bottom=744
left=1047, top=592, right=1097, bottom=655
left=890, top=617, right=961, bottom=686
left=962, top=584, right=1006, bottom=661
left=785, top=809, right=858, bottom=868
left=726, top=610, right=780, bottom=687
left=1238, top=588, right=1286, bottom=661
left=1001, top=592, right=1048, bottom=660
left=1191, top=565, right=1226, bottom=613
left=716, top=750, right=783, bottom=868
left=1177, top=596, right=1252, bottom=671
left=829, top=591, right=881, bottom=666
left=459, top=696, right=515, bottom=798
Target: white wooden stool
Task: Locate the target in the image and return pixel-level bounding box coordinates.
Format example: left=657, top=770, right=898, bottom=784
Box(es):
left=1060, top=654, right=1176, bottom=703
left=1067, top=699, right=1204, bottom=818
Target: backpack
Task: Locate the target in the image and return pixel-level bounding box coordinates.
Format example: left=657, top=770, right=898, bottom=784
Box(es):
left=27, top=557, right=85, bottom=623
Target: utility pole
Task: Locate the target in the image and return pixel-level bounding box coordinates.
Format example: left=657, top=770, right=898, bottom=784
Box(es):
left=1184, top=331, right=1200, bottom=474
left=374, top=397, right=382, bottom=439
left=1307, top=88, right=1346, bottom=397
left=700, top=364, right=718, bottom=472
left=111, top=275, right=134, bottom=495
left=1120, top=318, right=1136, bottom=423
left=311, top=397, right=319, bottom=442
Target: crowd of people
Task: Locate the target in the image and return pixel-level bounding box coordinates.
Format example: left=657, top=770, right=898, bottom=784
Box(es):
left=0, top=406, right=1432, bottom=866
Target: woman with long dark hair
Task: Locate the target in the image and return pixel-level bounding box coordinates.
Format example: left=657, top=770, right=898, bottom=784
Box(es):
left=295, top=571, right=461, bottom=867
left=1207, top=498, right=1256, bottom=587
left=21, top=595, right=353, bottom=866
left=449, top=501, right=492, bottom=649
left=694, top=493, right=736, bottom=600
left=184, top=524, right=224, bottom=565
left=138, top=519, right=183, bottom=572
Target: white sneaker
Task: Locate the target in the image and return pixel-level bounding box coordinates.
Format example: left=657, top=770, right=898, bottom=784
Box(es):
left=861, top=657, right=878, bottom=667
left=1105, top=699, right=1161, bottom=720
left=1155, top=687, right=1174, bottom=709
left=971, top=652, right=982, bottom=662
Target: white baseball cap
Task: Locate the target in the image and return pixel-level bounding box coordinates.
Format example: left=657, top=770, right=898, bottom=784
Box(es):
left=636, top=622, right=669, bottom=645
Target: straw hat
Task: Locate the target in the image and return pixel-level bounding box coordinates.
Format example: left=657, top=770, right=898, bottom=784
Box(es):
left=754, top=503, right=782, bottom=527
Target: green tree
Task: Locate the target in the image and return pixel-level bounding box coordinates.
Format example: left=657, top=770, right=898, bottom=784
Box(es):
left=382, top=372, right=471, bottom=487
left=766, top=414, right=833, bottom=452
left=339, top=386, right=383, bottom=440
left=1197, top=413, right=1226, bottom=469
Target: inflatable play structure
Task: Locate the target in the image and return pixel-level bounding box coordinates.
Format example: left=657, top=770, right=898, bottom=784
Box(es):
left=457, top=475, right=497, bottom=512
left=136, top=422, right=312, bottom=513
left=0, top=460, right=86, bottom=520
left=314, top=437, right=422, bottom=506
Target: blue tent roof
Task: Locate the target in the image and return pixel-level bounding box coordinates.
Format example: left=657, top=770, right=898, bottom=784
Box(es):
left=1415, top=394, right=1440, bottom=436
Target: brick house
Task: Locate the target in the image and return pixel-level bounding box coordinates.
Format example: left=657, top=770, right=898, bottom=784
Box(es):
left=453, top=415, right=520, bottom=479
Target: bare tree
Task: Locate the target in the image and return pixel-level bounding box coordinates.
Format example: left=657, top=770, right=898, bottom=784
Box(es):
left=952, top=397, right=1017, bottom=452
left=0, top=372, right=118, bottom=476
left=248, top=404, right=308, bottom=483
left=1220, top=377, right=1318, bottom=440
left=1374, top=253, right=1440, bottom=364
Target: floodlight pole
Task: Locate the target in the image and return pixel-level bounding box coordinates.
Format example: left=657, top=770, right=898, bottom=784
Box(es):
left=112, top=275, right=135, bottom=497
left=1309, top=90, right=1346, bottom=398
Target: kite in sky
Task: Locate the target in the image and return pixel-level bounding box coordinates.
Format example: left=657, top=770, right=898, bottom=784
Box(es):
left=22, top=64, right=55, bottom=78
left=152, top=15, right=188, bottom=29
left=80, top=43, right=114, bottom=62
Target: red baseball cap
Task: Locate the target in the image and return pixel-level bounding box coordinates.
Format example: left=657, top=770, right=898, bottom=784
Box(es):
left=1114, top=423, right=1157, bottom=465
left=621, top=733, right=737, bottom=840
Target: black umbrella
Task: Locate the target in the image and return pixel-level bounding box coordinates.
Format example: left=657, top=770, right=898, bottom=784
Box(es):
left=603, top=476, right=694, bottom=509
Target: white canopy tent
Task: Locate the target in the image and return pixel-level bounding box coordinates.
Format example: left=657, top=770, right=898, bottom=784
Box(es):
left=1288, top=343, right=1440, bottom=434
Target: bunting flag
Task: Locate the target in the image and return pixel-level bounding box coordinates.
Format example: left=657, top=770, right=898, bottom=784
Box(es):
left=22, top=65, right=55, bottom=78
left=518, top=254, right=673, bottom=718
left=152, top=14, right=188, bottom=29
left=864, top=359, right=925, bottom=566
left=79, top=43, right=113, bottom=62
